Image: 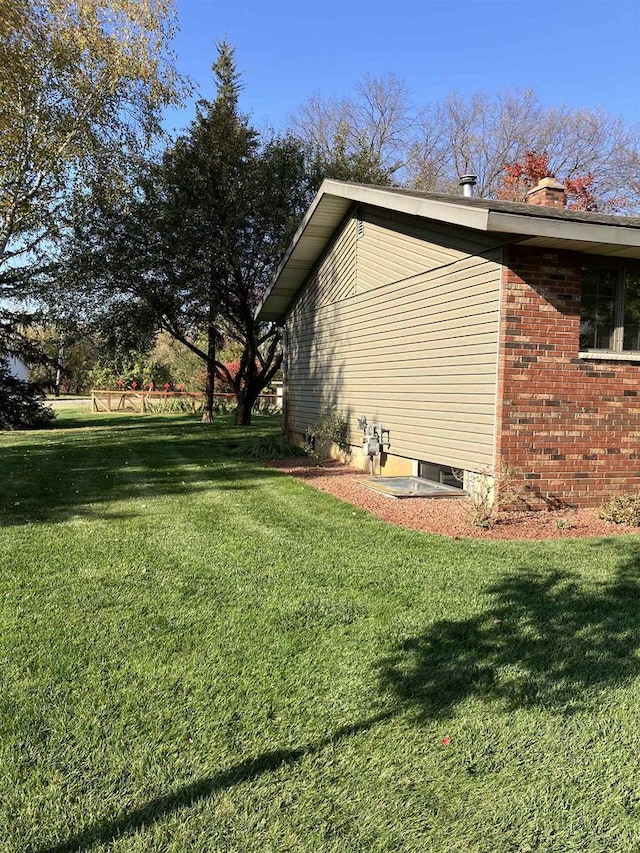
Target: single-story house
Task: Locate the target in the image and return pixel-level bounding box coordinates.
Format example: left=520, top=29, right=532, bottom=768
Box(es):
left=256, top=178, right=640, bottom=507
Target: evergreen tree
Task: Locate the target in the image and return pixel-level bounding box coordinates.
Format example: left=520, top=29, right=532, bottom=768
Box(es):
left=71, top=42, right=314, bottom=424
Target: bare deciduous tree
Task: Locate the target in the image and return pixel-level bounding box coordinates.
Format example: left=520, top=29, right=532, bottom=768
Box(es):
left=290, top=73, right=417, bottom=184
left=410, top=89, right=640, bottom=210
left=292, top=80, right=640, bottom=212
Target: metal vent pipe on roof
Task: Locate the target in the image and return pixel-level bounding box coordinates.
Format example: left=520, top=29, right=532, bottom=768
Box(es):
left=459, top=174, right=477, bottom=197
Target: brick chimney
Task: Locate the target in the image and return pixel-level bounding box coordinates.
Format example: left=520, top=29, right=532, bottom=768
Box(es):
left=526, top=176, right=567, bottom=209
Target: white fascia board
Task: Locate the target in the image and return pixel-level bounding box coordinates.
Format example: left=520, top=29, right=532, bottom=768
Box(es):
left=487, top=210, right=640, bottom=248
left=326, top=181, right=490, bottom=231
left=255, top=185, right=349, bottom=321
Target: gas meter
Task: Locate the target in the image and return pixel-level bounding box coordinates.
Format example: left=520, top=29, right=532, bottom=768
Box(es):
left=357, top=416, right=390, bottom=472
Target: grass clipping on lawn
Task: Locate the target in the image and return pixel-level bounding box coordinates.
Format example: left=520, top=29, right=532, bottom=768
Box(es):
left=1, top=410, right=640, bottom=852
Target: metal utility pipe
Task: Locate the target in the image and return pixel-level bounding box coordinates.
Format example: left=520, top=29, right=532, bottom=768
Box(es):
left=459, top=174, right=477, bottom=197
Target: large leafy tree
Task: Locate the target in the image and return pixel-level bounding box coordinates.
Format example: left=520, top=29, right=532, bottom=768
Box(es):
left=74, top=42, right=314, bottom=424
left=0, top=0, right=182, bottom=414
left=155, top=43, right=261, bottom=423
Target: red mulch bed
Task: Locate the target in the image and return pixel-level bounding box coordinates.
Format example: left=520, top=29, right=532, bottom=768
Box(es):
left=271, top=458, right=639, bottom=541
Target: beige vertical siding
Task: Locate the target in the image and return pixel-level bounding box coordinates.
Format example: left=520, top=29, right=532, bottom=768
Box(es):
left=286, top=206, right=502, bottom=472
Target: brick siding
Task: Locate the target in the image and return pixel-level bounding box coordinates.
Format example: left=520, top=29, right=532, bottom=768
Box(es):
left=496, top=245, right=640, bottom=507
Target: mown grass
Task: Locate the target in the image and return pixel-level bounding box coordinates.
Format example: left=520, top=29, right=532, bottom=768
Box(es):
left=1, top=409, right=640, bottom=852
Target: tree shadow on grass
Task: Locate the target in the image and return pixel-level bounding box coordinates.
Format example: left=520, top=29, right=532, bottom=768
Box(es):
left=378, top=541, right=640, bottom=720
left=31, top=542, right=640, bottom=851
left=34, top=712, right=393, bottom=853
left=0, top=414, right=287, bottom=527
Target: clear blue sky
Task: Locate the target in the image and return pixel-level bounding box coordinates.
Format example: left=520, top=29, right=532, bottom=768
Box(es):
left=166, top=0, right=640, bottom=135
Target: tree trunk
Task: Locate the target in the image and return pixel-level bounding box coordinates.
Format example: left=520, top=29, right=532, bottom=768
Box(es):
left=234, top=386, right=261, bottom=426
left=201, top=324, right=216, bottom=423
left=54, top=338, right=64, bottom=397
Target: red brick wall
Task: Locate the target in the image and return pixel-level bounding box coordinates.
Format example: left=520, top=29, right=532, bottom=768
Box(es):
left=496, top=245, right=640, bottom=507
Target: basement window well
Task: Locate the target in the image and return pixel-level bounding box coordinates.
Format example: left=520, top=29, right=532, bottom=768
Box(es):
left=355, top=461, right=467, bottom=499
left=417, top=461, right=464, bottom=489
left=355, top=476, right=465, bottom=499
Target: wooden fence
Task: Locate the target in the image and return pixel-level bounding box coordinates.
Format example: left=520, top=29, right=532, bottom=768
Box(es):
left=91, top=390, right=280, bottom=414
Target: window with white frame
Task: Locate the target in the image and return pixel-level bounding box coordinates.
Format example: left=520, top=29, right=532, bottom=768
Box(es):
left=580, top=267, right=640, bottom=352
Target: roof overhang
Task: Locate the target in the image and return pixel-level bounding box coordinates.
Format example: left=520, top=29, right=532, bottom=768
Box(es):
left=487, top=209, right=640, bottom=249
left=256, top=180, right=640, bottom=322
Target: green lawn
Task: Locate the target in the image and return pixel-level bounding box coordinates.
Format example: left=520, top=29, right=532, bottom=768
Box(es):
left=1, top=410, right=640, bottom=852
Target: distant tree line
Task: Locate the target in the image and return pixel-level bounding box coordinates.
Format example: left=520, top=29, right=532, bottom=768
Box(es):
left=292, top=77, right=640, bottom=212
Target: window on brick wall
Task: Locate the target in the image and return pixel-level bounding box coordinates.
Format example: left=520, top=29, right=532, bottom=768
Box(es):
left=580, top=267, right=640, bottom=352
